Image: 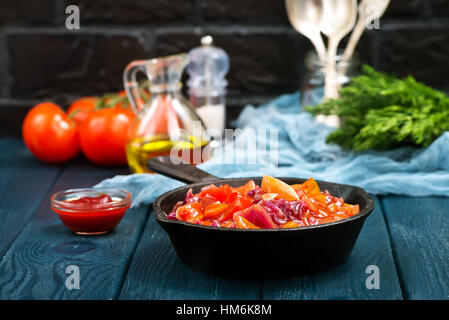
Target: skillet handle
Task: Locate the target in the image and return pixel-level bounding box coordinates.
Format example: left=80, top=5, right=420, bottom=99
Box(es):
left=146, top=156, right=219, bottom=184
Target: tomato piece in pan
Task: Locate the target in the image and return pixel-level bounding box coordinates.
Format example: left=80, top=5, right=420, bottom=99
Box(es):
left=234, top=204, right=277, bottom=229
left=176, top=202, right=204, bottom=223
left=169, top=176, right=361, bottom=229
left=299, top=178, right=326, bottom=203
left=261, top=175, right=299, bottom=201
left=200, top=195, right=219, bottom=208
left=219, top=193, right=253, bottom=222
left=234, top=215, right=259, bottom=229
left=199, top=184, right=233, bottom=202
left=204, top=203, right=229, bottom=219
left=299, top=177, right=321, bottom=195
left=231, top=180, right=256, bottom=195
left=281, top=221, right=303, bottom=228
left=340, top=204, right=360, bottom=217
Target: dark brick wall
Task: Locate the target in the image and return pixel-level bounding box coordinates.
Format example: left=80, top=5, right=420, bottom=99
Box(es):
left=1, top=0, right=449, bottom=136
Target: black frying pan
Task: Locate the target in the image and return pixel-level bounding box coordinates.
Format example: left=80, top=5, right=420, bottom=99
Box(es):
left=149, top=156, right=375, bottom=276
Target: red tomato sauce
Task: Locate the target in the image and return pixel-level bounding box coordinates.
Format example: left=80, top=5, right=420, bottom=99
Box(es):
left=168, top=176, right=360, bottom=229
left=53, top=194, right=130, bottom=235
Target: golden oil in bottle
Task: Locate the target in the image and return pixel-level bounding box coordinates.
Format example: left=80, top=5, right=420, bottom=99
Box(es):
left=125, top=135, right=211, bottom=173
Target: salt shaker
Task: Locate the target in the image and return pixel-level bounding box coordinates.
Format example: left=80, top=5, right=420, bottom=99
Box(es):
left=187, top=35, right=229, bottom=137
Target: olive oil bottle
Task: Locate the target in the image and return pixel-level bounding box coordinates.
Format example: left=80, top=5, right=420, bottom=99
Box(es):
left=123, top=54, right=210, bottom=173
left=126, top=135, right=210, bottom=173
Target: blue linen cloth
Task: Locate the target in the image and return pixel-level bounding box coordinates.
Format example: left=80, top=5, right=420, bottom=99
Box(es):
left=96, top=92, right=449, bottom=207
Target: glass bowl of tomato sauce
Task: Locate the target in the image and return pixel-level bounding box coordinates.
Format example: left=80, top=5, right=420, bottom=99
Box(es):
left=51, top=188, right=132, bottom=235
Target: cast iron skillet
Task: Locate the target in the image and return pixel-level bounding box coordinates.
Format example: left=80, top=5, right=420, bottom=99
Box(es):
left=149, top=156, right=375, bottom=276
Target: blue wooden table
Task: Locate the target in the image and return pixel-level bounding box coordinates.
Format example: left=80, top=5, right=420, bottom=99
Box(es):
left=0, top=138, right=448, bottom=300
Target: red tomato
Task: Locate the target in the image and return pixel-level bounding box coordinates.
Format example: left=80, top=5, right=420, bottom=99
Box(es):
left=231, top=180, right=256, bottom=194
left=199, top=185, right=233, bottom=202
left=22, top=102, right=79, bottom=163
left=200, top=195, right=219, bottom=208
left=204, top=203, right=229, bottom=219
left=234, top=215, right=259, bottom=229
left=79, top=106, right=135, bottom=166
left=104, top=91, right=129, bottom=109
left=340, top=204, right=360, bottom=217
left=300, top=178, right=325, bottom=203
left=67, top=97, right=97, bottom=126
left=226, top=192, right=253, bottom=209
left=219, top=192, right=254, bottom=222
left=176, top=202, right=203, bottom=223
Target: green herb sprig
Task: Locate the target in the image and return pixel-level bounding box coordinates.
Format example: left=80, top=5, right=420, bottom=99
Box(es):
left=306, top=65, right=449, bottom=151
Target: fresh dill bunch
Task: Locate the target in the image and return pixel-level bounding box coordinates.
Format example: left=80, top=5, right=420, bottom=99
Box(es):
left=306, top=65, right=449, bottom=151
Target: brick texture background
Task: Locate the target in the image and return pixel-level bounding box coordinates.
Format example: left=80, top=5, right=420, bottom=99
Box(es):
left=1, top=0, right=449, bottom=136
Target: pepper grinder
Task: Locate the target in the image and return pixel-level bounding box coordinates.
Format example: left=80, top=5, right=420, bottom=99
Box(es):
left=187, top=35, right=229, bottom=137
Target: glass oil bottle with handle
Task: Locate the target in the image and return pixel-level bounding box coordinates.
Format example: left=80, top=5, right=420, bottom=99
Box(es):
left=123, top=53, right=210, bottom=173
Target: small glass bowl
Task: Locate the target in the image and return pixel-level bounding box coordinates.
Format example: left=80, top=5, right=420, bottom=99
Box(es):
left=51, top=188, right=132, bottom=235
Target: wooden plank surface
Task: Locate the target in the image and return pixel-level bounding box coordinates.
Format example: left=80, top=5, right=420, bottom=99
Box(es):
left=2, top=138, right=447, bottom=300
left=118, top=213, right=262, bottom=300
left=0, top=159, right=151, bottom=300
left=0, top=139, right=63, bottom=258
left=381, top=196, right=449, bottom=300
left=262, top=197, right=403, bottom=300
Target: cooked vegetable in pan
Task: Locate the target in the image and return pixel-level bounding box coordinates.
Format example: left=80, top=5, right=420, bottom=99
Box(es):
left=168, top=176, right=360, bottom=229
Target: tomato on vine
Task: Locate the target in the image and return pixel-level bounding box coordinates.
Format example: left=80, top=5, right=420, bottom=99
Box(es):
left=22, top=102, right=79, bottom=163
left=67, top=97, right=98, bottom=126
left=79, top=106, right=135, bottom=166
